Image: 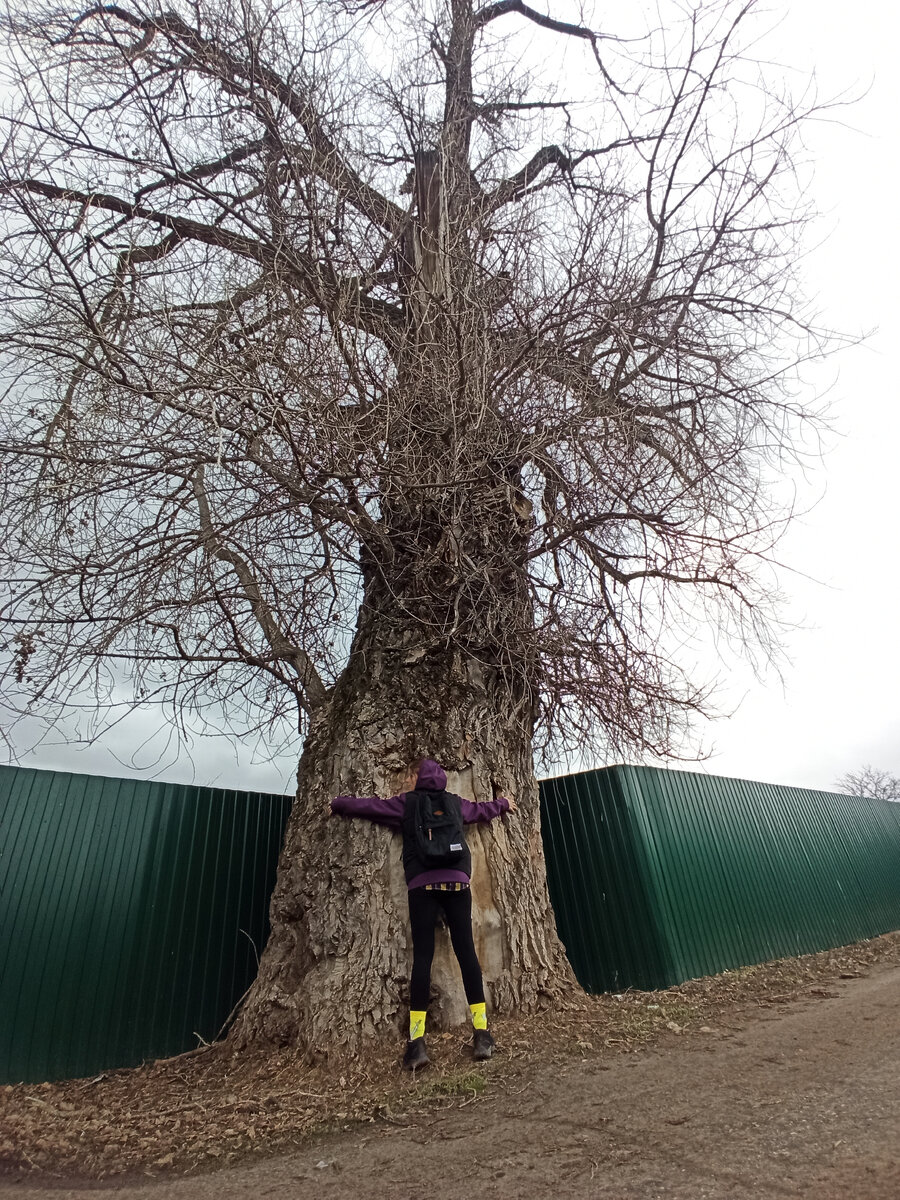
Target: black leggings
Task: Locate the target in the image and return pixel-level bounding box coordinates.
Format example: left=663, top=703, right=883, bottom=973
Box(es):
left=407, top=886, right=485, bottom=1012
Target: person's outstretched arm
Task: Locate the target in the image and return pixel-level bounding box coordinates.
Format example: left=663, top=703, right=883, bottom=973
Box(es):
left=330, top=792, right=405, bottom=830
left=458, top=793, right=517, bottom=824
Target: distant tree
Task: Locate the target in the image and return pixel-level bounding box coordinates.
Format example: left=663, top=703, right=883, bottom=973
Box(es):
left=0, top=0, right=828, bottom=1053
left=835, top=766, right=900, bottom=802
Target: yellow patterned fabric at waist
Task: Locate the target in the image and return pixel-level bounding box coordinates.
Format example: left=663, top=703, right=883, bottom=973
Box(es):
left=424, top=881, right=470, bottom=892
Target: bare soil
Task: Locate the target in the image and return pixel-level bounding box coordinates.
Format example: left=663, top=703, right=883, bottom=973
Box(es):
left=2, top=932, right=899, bottom=1198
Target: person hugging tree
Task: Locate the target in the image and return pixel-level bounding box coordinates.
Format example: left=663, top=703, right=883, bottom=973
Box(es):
left=331, top=758, right=516, bottom=1070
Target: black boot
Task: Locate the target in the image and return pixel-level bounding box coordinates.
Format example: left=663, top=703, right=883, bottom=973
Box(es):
left=473, top=1029, right=495, bottom=1061
left=402, top=1036, right=430, bottom=1071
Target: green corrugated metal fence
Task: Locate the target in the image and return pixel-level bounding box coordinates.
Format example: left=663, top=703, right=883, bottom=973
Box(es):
left=0, top=765, right=291, bottom=1084
left=540, top=765, right=900, bottom=993
left=4, top=761, right=900, bottom=1083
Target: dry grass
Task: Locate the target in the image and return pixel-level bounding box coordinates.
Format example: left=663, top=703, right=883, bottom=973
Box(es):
left=2, top=930, right=899, bottom=1183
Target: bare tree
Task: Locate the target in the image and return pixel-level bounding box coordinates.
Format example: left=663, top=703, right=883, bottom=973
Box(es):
left=836, top=767, right=900, bottom=802
left=0, top=0, right=826, bottom=1050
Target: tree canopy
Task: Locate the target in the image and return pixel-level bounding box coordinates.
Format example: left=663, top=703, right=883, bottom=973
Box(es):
left=836, top=766, right=900, bottom=802
left=0, top=0, right=823, bottom=767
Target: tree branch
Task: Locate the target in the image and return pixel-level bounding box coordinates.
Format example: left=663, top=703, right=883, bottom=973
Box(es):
left=191, top=465, right=328, bottom=713
left=482, top=137, right=653, bottom=211
left=3, top=178, right=403, bottom=343
left=474, top=0, right=623, bottom=89
left=78, top=5, right=407, bottom=235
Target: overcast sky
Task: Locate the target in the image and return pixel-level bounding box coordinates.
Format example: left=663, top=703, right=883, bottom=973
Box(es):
left=701, top=0, right=900, bottom=791
left=7, top=0, right=899, bottom=796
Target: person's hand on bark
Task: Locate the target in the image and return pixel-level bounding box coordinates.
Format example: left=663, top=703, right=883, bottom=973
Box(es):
left=492, top=780, right=517, bottom=813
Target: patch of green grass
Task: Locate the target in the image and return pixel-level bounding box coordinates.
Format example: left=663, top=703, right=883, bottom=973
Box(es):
left=419, top=1070, right=486, bottom=1098
left=654, top=1001, right=702, bottom=1026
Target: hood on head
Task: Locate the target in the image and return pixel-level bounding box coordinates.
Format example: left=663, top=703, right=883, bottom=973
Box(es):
left=415, top=758, right=447, bottom=791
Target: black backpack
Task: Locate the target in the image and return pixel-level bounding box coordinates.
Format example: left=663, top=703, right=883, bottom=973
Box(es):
left=409, top=790, right=467, bottom=867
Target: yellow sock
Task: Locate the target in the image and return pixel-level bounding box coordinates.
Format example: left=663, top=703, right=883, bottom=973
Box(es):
left=409, top=1010, right=427, bottom=1040
left=470, top=1002, right=487, bottom=1031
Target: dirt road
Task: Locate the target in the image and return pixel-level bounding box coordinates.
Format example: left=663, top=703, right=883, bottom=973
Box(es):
left=5, top=962, right=899, bottom=1200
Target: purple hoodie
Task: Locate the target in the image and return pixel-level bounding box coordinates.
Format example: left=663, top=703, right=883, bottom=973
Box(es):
left=331, top=758, right=510, bottom=889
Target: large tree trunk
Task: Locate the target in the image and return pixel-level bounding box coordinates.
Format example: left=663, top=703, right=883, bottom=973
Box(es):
left=233, top=490, right=575, bottom=1055
left=233, top=626, right=574, bottom=1053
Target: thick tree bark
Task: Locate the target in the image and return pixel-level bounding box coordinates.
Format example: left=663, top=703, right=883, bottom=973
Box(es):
left=232, top=480, right=575, bottom=1054
left=232, top=657, right=573, bottom=1054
